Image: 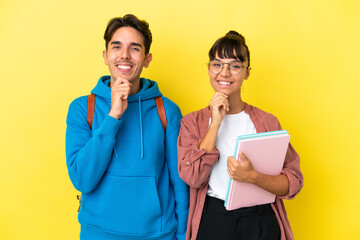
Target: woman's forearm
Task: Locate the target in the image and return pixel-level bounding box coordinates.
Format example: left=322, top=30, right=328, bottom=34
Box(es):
left=253, top=172, right=289, bottom=196
left=199, top=123, right=220, bottom=152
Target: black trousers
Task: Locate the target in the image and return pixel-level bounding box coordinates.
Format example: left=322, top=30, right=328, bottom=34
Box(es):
left=196, top=195, right=280, bottom=240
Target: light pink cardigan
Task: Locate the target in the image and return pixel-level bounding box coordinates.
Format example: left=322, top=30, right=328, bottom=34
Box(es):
left=177, top=103, right=303, bottom=240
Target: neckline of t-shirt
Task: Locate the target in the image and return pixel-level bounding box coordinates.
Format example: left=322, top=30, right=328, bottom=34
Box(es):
left=223, top=110, right=246, bottom=119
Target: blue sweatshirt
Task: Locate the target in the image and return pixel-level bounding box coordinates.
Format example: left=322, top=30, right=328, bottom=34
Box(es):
left=66, top=76, right=189, bottom=240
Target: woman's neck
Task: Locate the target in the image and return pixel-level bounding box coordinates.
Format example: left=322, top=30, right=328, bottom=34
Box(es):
left=227, top=93, right=244, bottom=114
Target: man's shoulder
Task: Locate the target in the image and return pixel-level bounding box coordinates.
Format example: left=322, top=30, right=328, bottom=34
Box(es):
left=161, top=96, right=182, bottom=117
left=69, top=95, right=88, bottom=108
left=67, top=95, right=89, bottom=117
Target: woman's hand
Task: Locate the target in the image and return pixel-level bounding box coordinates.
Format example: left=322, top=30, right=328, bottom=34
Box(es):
left=199, top=92, right=229, bottom=152
left=227, top=152, right=257, bottom=183
left=227, top=152, right=290, bottom=196
left=209, top=92, right=229, bottom=128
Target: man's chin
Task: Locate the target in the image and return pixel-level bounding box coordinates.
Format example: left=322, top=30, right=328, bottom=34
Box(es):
left=112, top=73, right=131, bottom=81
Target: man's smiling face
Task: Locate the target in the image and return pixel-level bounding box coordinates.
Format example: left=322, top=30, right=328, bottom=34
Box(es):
left=103, top=26, right=152, bottom=88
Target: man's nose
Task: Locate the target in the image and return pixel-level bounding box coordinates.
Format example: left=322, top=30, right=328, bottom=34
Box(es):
left=120, top=48, right=130, bottom=59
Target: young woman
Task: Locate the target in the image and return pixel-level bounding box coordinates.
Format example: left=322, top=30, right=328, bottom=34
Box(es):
left=177, top=31, right=303, bottom=240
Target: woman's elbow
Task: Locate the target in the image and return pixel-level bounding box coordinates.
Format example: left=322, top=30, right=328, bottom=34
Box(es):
left=178, top=167, right=206, bottom=189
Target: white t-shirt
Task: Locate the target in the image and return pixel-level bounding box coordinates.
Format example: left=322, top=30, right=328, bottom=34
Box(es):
left=207, top=111, right=257, bottom=200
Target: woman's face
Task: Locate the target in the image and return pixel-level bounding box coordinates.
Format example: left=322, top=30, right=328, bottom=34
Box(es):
left=209, top=53, right=250, bottom=97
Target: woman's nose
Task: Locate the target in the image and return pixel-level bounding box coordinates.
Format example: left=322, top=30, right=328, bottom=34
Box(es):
left=220, top=63, right=231, bottom=77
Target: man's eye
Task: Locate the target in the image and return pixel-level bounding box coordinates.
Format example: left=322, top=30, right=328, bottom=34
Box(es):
left=113, top=46, right=120, bottom=49
left=213, top=63, right=221, bottom=67
left=131, top=48, right=140, bottom=51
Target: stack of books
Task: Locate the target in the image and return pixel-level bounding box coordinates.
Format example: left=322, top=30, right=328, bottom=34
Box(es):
left=224, top=130, right=290, bottom=210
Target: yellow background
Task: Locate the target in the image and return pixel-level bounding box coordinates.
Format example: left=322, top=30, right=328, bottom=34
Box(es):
left=1, top=0, right=359, bottom=239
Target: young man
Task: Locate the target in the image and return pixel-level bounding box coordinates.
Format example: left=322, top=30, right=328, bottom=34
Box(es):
left=66, top=14, right=189, bottom=240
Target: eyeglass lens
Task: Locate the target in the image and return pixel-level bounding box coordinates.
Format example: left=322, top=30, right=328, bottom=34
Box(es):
left=209, top=60, right=243, bottom=75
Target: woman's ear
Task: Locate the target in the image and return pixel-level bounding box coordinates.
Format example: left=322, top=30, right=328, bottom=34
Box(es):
left=244, top=68, right=251, bottom=80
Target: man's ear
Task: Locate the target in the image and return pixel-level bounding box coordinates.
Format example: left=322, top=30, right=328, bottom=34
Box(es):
left=103, top=50, right=108, bottom=65
left=144, top=53, right=152, bottom=68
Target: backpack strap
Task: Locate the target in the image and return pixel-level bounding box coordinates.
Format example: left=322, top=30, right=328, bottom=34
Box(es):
left=155, top=97, right=167, bottom=132
left=87, top=94, right=95, bottom=130
left=86, top=94, right=167, bottom=132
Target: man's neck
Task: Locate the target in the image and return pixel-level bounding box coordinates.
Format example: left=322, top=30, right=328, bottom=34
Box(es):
left=130, top=80, right=141, bottom=95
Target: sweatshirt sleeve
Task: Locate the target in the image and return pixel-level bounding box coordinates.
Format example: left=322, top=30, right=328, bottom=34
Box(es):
left=163, top=100, right=189, bottom=240
left=65, top=98, right=121, bottom=194
left=177, top=114, right=220, bottom=189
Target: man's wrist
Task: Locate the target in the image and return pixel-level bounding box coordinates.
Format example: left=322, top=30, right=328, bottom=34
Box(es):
left=108, top=111, right=121, bottom=120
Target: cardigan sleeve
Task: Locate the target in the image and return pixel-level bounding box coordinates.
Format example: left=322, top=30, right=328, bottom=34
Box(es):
left=177, top=114, right=220, bottom=189
left=252, top=105, right=304, bottom=200
left=276, top=121, right=304, bottom=199
left=278, top=142, right=304, bottom=199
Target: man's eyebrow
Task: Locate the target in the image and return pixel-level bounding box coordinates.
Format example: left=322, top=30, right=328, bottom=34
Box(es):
left=110, top=41, right=121, bottom=45
left=110, top=41, right=142, bottom=48
left=130, top=42, right=142, bottom=48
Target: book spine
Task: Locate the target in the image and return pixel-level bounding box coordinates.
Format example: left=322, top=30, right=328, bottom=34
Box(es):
left=225, top=141, right=243, bottom=210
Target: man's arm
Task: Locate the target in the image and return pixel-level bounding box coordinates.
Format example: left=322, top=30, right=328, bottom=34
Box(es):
left=66, top=77, right=131, bottom=193
left=66, top=98, right=121, bottom=193
left=163, top=99, right=189, bottom=240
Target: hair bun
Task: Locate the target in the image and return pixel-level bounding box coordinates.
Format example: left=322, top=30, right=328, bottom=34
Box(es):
left=226, top=30, right=245, bottom=42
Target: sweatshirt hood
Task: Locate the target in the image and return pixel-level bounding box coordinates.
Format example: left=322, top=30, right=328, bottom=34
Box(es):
left=91, top=75, right=162, bottom=101
left=91, top=75, right=163, bottom=159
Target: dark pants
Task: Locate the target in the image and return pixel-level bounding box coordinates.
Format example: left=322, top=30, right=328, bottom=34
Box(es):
left=196, top=195, right=280, bottom=240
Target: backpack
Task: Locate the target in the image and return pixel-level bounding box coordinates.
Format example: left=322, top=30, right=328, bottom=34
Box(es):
left=86, top=94, right=167, bottom=131
left=77, top=94, right=167, bottom=211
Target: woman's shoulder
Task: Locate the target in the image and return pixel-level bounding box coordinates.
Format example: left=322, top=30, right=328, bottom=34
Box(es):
left=180, top=107, right=211, bottom=130
left=179, top=107, right=210, bottom=137
left=247, top=104, right=277, bottom=119
left=245, top=103, right=281, bottom=130
left=182, top=107, right=210, bottom=121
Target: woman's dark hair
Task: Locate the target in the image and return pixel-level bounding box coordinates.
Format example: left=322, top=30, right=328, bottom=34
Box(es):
left=103, top=14, right=152, bottom=55
left=208, top=31, right=250, bottom=68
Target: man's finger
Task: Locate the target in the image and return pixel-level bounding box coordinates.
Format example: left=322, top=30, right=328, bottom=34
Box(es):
left=115, top=77, right=131, bottom=86
left=114, top=77, right=122, bottom=86
left=121, top=93, right=129, bottom=100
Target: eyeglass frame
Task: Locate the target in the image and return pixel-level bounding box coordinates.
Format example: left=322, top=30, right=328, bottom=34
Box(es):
left=208, top=60, right=248, bottom=76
